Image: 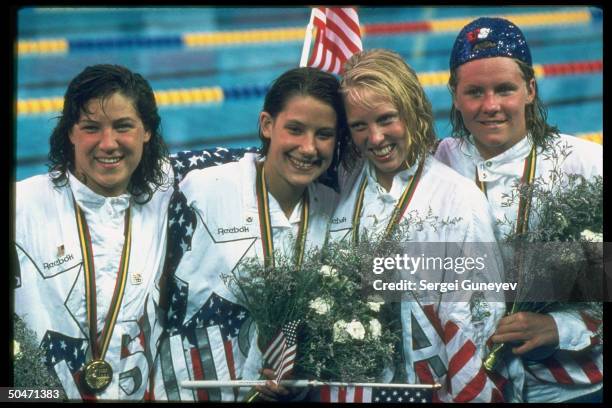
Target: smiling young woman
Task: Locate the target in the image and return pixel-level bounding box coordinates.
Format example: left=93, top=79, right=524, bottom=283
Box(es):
left=435, top=17, right=603, bottom=403
left=326, top=49, right=506, bottom=403
left=14, top=64, right=173, bottom=401
left=154, top=67, right=349, bottom=402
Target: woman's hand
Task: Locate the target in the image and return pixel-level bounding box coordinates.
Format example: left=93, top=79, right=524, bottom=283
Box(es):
left=254, top=368, right=290, bottom=401
left=491, top=312, right=559, bottom=355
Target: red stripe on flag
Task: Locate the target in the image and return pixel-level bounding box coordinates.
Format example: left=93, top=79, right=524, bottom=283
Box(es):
left=190, top=348, right=209, bottom=401
left=335, top=8, right=361, bottom=35
left=415, top=360, right=440, bottom=402
left=542, top=356, right=574, bottom=385
left=324, top=18, right=360, bottom=57
left=443, top=320, right=460, bottom=344
left=224, top=340, right=236, bottom=380
left=354, top=386, right=364, bottom=402
left=573, top=353, right=603, bottom=384
left=448, top=340, right=476, bottom=379
left=306, top=7, right=362, bottom=74
left=454, top=367, right=487, bottom=402
left=320, top=385, right=331, bottom=402
left=338, top=386, right=347, bottom=402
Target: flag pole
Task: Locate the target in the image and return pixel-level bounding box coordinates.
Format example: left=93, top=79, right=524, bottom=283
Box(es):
left=299, top=7, right=316, bottom=67
left=182, top=380, right=442, bottom=390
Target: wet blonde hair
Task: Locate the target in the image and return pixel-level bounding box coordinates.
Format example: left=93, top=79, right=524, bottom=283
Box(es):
left=340, top=49, right=436, bottom=170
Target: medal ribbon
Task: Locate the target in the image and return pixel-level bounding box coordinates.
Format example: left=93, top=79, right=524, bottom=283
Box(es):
left=351, top=160, right=425, bottom=244
left=514, top=145, right=537, bottom=235
left=255, top=162, right=309, bottom=269
left=474, top=145, right=536, bottom=234
left=74, top=199, right=132, bottom=363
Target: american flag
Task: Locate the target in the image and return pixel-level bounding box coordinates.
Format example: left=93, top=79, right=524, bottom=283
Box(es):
left=41, top=330, right=88, bottom=376
left=306, top=7, right=362, bottom=74
left=161, top=284, right=251, bottom=402
left=170, top=147, right=259, bottom=185
left=262, top=320, right=300, bottom=381
left=318, top=386, right=432, bottom=403
left=40, top=330, right=90, bottom=398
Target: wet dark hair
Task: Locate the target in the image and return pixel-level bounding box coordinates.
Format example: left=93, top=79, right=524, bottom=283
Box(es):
left=258, top=67, right=349, bottom=185
left=48, top=64, right=169, bottom=203
left=448, top=59, right=559, bottom=148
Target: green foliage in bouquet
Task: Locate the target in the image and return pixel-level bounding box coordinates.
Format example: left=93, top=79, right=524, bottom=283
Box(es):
left=13, top=314, right=66, bottom=397
left=294, top=237, right=401, bottom=382
left=485, top=146, right=603, bottom=369
left=223, top=253, right=321, bottom=350
left=222, top=235, right=403, bottom=383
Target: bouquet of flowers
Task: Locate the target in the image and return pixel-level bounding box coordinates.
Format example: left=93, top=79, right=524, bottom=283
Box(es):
left=293, top=237, right=401, bottom=383
left=484, top=162, right=603, bottom=369
left=222, top=235, right=402, bottom=385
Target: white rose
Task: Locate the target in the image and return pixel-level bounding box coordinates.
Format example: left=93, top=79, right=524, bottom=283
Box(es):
left=333, top=320, right=348, bottom=343
left=320, top=265, right=338, bottom=278
left=367, top=301, right=384, bottom=312
left=369, top=319, right=382, bottom=339
left=345, top=320, right=366, bottom=340
left=14, top=340, right=21, bottom=357
left=309, top=297, right=332, bottom=315
left=581, top=229, right=603, bottom=242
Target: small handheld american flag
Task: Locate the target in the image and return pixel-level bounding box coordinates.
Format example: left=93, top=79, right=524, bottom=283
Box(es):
left=300, top=7, right=363, bottom=74
left=262, top=320, right=301, bottom=381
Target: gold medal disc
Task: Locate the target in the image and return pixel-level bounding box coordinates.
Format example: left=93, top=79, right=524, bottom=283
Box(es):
left=83, top=359, right=113, bottom=392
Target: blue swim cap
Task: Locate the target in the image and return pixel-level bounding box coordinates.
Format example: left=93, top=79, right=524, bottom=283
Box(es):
left=449, top=17, right=532, bottom=70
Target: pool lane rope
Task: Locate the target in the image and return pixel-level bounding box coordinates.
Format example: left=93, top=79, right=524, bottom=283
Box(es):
left=18, top=9, right=593, bottom=55
left=17, top=60, right=602, bottom=115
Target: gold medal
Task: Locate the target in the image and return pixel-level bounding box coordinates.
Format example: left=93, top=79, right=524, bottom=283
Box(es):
left=73, top=198, right=131, bottom=395
left=83, top=359, right=113, bottom=392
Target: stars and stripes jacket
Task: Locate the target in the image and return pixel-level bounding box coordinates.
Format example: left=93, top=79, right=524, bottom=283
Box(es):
left=435, top=134, right=603, bottom=402
left=153, top=152, right=337, bottom=401
left=327, top=156, right=507, bottom=402
left=13, top=167, right=174, bottom=401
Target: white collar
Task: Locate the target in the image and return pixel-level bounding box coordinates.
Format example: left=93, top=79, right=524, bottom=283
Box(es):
left=68, top=171, right=131, bottom=212
left=242, top=154, right=306, bottom=227
left=461, top=135, right=534, bottom=181
left=364, top=157, right=420, bottom=198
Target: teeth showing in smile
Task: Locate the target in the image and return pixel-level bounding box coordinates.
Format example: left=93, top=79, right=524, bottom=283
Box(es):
left=371, top=145, right=394, bottom=157
left=97, top=157, right=121, bottom=164
left=288, top=156, right=317, bottom=170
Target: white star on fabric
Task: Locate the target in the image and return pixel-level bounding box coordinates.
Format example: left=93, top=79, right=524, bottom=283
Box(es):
left=188, top=155, right=202, bottom=167
left=178, top=210, right=256, bottom=324
left=180, top=240, right=189, bottom=252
